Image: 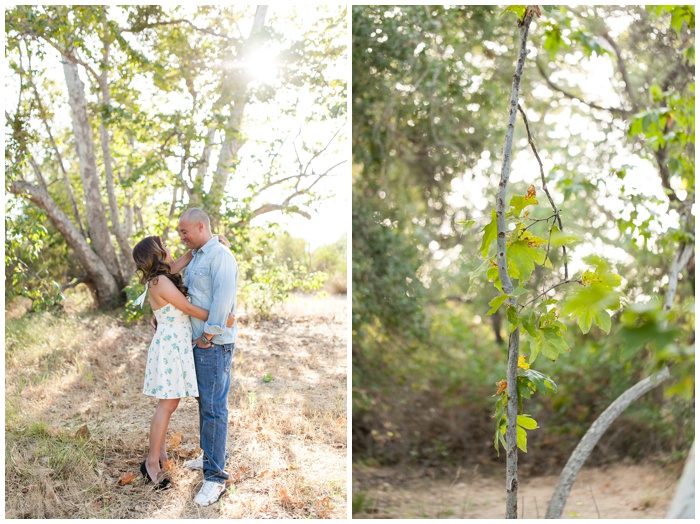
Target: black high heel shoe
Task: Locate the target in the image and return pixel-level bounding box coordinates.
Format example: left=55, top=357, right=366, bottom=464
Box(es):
left=140, top=460, right=171, bottom=490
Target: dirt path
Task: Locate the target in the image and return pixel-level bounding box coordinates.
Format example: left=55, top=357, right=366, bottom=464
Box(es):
left=5, top=293, right=347, bottom=518
left=353, top=462, right=678, bottom=519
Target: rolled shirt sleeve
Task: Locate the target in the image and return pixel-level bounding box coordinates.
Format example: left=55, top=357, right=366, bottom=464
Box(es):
left=203, top=248, right=238, bottom=336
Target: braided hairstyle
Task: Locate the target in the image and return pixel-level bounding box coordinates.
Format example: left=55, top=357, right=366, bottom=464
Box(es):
left=132, top=236, right=188, bottom=296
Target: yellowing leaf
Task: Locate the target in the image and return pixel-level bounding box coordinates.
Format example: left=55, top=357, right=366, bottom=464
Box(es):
left=518, top=355, right=530, bottom=370
left=494, top=379, right=508, bottom=396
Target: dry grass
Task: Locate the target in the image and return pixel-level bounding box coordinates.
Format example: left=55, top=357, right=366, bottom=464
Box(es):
left=5, top=293, right=348, bottom=518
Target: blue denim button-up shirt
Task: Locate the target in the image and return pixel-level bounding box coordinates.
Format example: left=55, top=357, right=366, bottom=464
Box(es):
left=184, top=236, right=238, bottom=344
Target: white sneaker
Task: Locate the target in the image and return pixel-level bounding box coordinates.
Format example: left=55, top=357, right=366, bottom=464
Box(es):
left=183, top=455, right=203, bottom=470
left=194, top=480, right=226, bottom=506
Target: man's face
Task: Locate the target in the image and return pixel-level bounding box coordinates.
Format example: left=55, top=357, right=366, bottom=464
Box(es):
left=178, top=218, right=202, bottom=249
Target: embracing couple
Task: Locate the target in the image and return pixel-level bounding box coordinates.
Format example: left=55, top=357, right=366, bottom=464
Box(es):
left=131, top=208, right=237, bottom=506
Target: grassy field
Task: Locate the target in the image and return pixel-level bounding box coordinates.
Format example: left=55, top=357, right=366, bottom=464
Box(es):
left=5, top=293, right=347, bottom=518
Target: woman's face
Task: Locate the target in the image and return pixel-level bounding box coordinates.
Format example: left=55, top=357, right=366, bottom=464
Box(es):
left=161, top=241, right=175, bottom=265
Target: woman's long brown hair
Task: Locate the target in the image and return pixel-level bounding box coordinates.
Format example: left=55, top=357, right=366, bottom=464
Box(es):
left=132, top=236, right=188, bottom=296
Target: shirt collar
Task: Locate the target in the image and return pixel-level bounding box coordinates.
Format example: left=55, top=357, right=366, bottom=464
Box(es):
left=193, top=236, right=218, bottom=255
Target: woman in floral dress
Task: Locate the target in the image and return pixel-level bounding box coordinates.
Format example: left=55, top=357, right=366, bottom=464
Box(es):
left=132, top=235, right=234, bottom=489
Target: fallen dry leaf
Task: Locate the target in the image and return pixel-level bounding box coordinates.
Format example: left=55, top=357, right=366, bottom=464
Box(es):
left=162, top=459, right=175, bottom=471
left=119, top=472, right=137, bottom=486
left=167, top=432, right=182, bottom=449
left=75, top=424, right=90, bottom=440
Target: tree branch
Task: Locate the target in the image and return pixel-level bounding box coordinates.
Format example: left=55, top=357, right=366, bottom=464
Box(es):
left=517, top=103, right=568, bottom=280
left=535, top=60, right=631, bottom=117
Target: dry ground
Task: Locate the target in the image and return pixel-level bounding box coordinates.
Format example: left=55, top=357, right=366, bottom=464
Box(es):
left=352, top=461, right=679, bottom=519
left=5, top=292, right=348, bottom=518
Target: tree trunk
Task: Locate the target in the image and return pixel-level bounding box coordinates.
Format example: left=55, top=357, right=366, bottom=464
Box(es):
left=544, top=367, right=671, bottom=518
left=666, top=441, right=695, bottom=518
left=209, top=5, right=268, bottom=228
left=496, top=11, right=534, bottom=519
left=62, top=56, right=124, bottom=285
left=8, top=181, right=122, bottom=308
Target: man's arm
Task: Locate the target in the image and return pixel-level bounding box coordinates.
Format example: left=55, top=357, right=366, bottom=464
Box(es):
left=202, top=249, right=238, bottom=338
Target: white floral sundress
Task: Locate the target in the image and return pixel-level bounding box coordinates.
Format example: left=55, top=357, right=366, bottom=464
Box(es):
left=141, top=298, right=198, bottom=399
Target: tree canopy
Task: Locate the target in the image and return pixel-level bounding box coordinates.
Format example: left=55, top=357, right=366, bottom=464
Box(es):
left=6, top=5, right=347, bottom=311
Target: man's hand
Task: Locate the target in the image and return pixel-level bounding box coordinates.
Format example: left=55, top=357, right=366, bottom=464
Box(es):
left=226, top=312, right=236, bottom=327
left=151, top=315, right=158, bottom=332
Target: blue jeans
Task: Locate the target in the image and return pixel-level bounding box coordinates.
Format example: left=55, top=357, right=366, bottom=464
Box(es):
left=193, top=342, right=234, bottom=485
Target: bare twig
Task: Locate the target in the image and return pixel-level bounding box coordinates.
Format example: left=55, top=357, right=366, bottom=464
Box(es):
left=535, top=60, right=630, bottom=117
left=517, top=103, right=568, bottom=280
left=589, top=484, right=601, bottom=518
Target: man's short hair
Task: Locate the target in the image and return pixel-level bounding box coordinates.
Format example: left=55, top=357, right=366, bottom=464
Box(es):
left=181, top=208, right=211, bottom=230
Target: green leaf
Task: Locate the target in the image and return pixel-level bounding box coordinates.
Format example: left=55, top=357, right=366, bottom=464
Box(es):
left=467, top=258, right=491, bottom=293
left=500, top=5, right=527, bottom=19
left=561, top=282, right=621, bottom=334
left=516, top=425, right=528, bottom=452
left=487, top=294, right=511, bottom=315
left=519, top=368, right=558, bottom=393
left=458, top=219, right=476, bottom=228
left=528, top=328, right=569, bottom=363
left=550, top=226, right=581, bottom=248
left=517, top=414, right=539, bottom=430
left=509, top=193, right=538, bottom=217
left=479, top=210, right=498, bottom=259
left=506, top=306, right=520, bottom=333
left=508, top=239, right=546, bottom=282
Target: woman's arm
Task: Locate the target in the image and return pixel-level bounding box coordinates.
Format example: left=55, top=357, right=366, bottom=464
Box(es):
left=168, top=235, right=229, bottom=275
left=169, top=249, right=193, bottom=275
left=150, top=277, right=236, bottom=326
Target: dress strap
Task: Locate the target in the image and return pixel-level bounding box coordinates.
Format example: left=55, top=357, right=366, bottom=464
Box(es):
left=133, top=285, right=149, bottom=309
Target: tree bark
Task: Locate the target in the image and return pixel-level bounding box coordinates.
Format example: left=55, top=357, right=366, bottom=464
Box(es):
left=497, top=11, right=534, bottom=519
left=8, top=180, right=122, bottom=308
left=98, top=14, right=135, bottom=279
left=62, top=56, right=124, bottom=285
left=544, top=367, right=671, bottom=519
left=209, top=5, right=268, bottom=228
left=666, top=441, right=695, bottom=518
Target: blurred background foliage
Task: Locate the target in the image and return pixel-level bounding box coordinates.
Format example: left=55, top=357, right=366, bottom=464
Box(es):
left=352, top=5, right=694, bottom=471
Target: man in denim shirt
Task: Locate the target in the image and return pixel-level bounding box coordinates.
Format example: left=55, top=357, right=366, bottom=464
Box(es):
left=178, top=208, right=238, bottom=506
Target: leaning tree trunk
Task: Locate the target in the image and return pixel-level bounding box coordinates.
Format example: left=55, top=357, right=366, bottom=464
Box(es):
left=8, top=181, right=122, bottom=308
left=62, top=56, right=125, bottom=287
left=208, top=5, right=268, bottom=229
left=98, top=15, right=135, bottom=278
left=495, top=11, right=534, bottom=519
left=544, top=368, right=671, bottom=518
